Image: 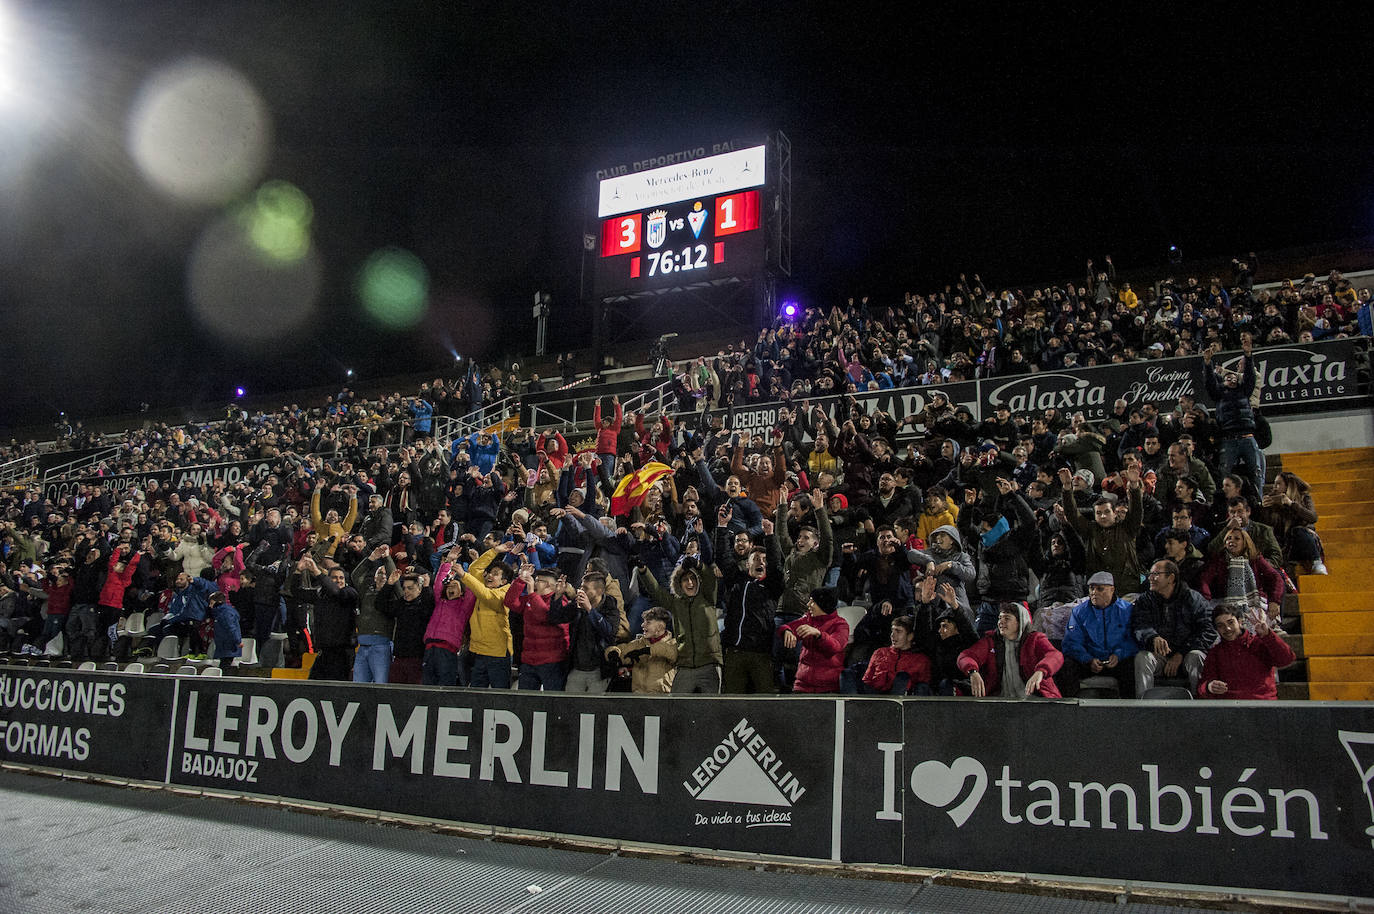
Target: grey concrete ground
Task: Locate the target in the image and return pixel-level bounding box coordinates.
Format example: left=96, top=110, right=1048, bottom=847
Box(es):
left=0, top=769, right=1240, bottom=914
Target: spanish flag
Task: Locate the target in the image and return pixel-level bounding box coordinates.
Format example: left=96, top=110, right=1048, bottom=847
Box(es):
left=609, top=460, right=674, bottom=517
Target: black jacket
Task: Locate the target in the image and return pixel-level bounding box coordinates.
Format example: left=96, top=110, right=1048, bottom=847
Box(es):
left=313, top=575, right=358, bottom=649
left=716, top=533, right=783, bottom=653
left=1131, top=581, right=1215, bottom=655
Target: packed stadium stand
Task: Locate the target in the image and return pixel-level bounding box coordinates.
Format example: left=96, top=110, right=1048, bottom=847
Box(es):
left=0, top=251, right=1370, bottom=701
left=3, top=249, right=1373, bottom=904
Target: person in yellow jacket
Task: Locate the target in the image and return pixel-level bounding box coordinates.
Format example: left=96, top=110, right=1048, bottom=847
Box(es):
left=461, top=542, right=516, bottom=687
left=310, top=487, right=358, bottom=556
left=916, top=486, right=960, bottom=543
left=606, top=606, right=677, bottom=693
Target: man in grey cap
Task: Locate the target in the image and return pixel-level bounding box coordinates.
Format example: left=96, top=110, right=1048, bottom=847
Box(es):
left=1058, top=571, right=1138, bottom=697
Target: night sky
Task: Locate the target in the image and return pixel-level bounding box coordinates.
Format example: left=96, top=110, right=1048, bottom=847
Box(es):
left=2, top=2, right=1372, bottom=431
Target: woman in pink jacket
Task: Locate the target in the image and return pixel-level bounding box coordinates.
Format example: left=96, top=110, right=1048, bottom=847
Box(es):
left=780, top=588, right=849, bottom=693
left=422, top=561, right=477, bottom=687
left=212, top=543, right=245, bottom=594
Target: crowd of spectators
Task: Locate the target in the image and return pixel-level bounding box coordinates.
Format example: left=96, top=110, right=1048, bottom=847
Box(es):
left=0, top=354, right=580, bottom=475
left=664, top=259, right=1371, bottom=415
left=0, top=255, right=1364, bottom=701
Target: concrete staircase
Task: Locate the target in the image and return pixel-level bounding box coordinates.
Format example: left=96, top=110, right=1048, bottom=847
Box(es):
left=1283, top=447, right=1374, bottom=701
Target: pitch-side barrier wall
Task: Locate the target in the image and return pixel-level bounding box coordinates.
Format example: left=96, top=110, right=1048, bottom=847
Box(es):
left=1, top=669, right=1372, bottom=898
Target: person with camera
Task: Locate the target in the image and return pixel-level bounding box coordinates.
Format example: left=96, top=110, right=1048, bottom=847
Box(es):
left=547, top=567, right=621, bottom=693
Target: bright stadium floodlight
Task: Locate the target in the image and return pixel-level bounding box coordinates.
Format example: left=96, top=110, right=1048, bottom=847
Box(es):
left=234, top=386, right=245, bottom=398
left=780, top=300, right=799, bottom=321
left=0, top=1, right=26, bottom=111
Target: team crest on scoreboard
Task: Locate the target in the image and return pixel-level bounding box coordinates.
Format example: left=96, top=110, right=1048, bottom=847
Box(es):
left=687, top=202, right=707, bottom=239
left=646, top=210, right=668, bottom=249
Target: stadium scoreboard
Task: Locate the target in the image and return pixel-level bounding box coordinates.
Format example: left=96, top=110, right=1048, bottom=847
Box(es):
left=593, top=144, right=767, bottom=296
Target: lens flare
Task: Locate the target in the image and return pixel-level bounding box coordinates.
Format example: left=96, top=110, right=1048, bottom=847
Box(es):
left=127, top=58, right=271, bottom=204
left=187, top=212, right=321, bottom=346
left=240, top=180, right=312, bottom=262
left=357, top=247, right=429, bottom=329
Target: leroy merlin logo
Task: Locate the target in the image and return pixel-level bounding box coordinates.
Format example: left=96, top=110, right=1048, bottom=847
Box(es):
left=682, top=718, right=806, bottom=806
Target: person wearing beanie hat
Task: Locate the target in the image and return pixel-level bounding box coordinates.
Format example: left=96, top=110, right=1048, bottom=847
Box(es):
left=779, top=587, right=849, bottom=693
left=1059, top=571, right=1138, bottom=697
left=958, top=601, right=1063, bottom=698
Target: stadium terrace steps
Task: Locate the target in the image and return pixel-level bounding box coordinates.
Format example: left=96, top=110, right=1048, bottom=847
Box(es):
left=1303, top=633, right=1374, bottom=656
left=1296, top=592, right=1374, bottom=613
left=1289, top=446, right=1374, bottom=701
left=1298, top=681, right=1374, bottom=701
left=1300, top=610, right=1374, bottom=634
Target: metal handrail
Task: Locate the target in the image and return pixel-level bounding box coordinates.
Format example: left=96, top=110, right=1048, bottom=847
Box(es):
left=39, top=444, right=125, bottom=483
left=0, top=453, right=37, bottom=487
left=525, top=378, right=677, bottom=437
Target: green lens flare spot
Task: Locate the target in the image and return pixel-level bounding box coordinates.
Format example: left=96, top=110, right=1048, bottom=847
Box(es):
left=357, top=247, right=429, bottom=328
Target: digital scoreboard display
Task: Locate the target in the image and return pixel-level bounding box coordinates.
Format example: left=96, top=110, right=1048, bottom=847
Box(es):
left=593, top=144, right=767, bottom=296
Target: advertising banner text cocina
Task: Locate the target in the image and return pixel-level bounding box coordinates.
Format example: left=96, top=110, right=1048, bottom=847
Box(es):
left=2, top=670, right=1373, bottom=899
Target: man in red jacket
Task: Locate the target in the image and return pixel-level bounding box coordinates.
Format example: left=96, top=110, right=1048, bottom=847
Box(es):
left=591, top=395, right=623, bottom=495
left=847, top=614, right=933, bottom=695
left=779, top=587, right=849, bottom=692
left=504, top=565, right=571, bottom=691
left=1198, top=604, right=1295, bottom=700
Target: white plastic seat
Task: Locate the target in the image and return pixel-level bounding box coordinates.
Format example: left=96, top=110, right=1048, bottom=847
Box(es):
left=123, top=612, right=147, bottom=638
left=837, top=605, right=867, bottom=646
left=234, top=638, right=258, bottom=667
left=200, top=666, right=223, bottom=677
left=176, top=665, right=198, bottom=676
left=155, top=635, right=183, bottom=661
left=144, top=611, right=164, bottom=631
left=77, top=661, right=97, bottom=671
left=123, top=662, right=146, bottom=674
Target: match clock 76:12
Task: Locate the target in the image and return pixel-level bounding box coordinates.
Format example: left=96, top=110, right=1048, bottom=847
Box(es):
left=647, top=244, right=709, bottom=276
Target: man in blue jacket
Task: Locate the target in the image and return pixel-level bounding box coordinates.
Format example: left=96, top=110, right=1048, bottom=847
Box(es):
left=456, top=431, right=501, bottom=475
left=139, top=571, right=218, bottom=656
left=1058, top=571, right=1138, bottom=697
